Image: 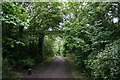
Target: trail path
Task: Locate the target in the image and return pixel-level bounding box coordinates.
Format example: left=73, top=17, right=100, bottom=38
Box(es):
left=20, top=56, right=72, bottom=78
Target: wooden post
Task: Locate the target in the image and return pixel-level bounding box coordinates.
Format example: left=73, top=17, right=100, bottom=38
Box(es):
left=28, top=68, right=32, bottom=75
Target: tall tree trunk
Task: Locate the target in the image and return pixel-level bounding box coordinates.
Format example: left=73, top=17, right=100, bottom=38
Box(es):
left=19, top=26, right=24, bottom=38
left=38, top=34, right=44, bottom=57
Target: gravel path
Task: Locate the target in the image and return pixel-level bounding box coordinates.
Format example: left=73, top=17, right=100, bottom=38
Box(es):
left=20, top=56, right=72, bottom=78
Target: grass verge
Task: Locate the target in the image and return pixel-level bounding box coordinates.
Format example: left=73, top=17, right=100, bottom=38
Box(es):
left=63, top=54, right=89, bottom=80
left=37, top=56, right=55, bottom=67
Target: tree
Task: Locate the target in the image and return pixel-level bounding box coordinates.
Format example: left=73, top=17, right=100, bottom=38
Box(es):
left=28, top=2, right=63, bottom=57
left=62, top=2, right=120, bottom=79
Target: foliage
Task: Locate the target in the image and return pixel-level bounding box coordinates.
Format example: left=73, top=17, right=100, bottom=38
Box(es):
left=18, top=59, right=34, bottom=68
left=2, top=2, right=29, bottom=68
left=29, top=2, right=63, bottom=32
left=2, top=2, right=120, bottom=79
left=2, top=2, right=63, bottom=78
left=86, top=40, right=120, bottom=79
left=62, top=2, right=120, bottom=79
left=2, top=58, right=23, bottom=78
left=44, top=36, right=55, bottom=57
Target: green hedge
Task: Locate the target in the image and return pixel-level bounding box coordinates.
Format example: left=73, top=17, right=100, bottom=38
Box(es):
left=86, top=40, right=120, bottom=80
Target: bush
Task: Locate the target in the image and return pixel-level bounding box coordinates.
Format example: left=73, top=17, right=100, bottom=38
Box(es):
left=2, top=58, right=23, bottom=78
left=86, top=40, right=120, bottom=80
left=18, top=58, right=34, bottom=69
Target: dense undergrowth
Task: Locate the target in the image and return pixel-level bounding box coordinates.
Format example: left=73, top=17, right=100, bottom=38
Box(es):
left=62, top=2, right=120, bottom=80
left=64, top=40, right=120, bottom=80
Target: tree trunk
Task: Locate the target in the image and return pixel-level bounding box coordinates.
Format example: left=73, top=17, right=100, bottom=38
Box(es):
left=38, top=34, right=45, bottom=56
left=19, top=26, right=24, bottom=38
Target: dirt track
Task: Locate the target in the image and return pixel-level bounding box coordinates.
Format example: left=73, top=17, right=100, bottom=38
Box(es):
left=20, top=56, right=72, bottom=78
